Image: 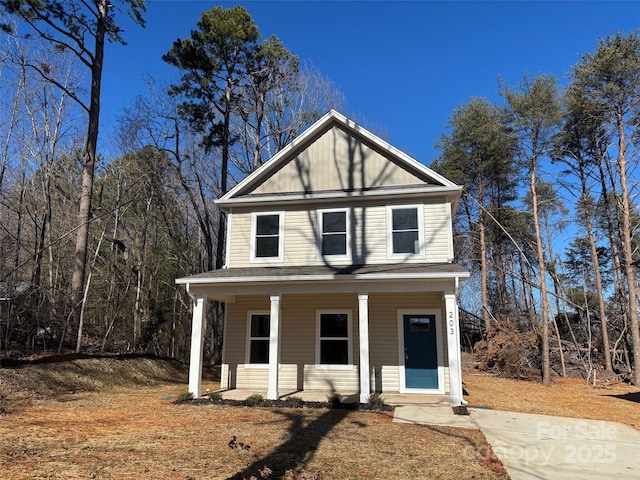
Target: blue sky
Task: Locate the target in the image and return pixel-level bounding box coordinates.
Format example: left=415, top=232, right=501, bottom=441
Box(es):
left=102, top=0, right=640, bottom=167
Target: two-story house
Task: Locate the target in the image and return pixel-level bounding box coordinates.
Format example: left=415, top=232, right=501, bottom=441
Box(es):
left=176, top=110, right=469, bottom=406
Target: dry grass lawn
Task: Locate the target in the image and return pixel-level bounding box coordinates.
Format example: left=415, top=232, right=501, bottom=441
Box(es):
left=0, top=356, right=504, bottom=480
left=3, top=354, right=638, bottom=479
left=463, top=371, right=640, bottom=430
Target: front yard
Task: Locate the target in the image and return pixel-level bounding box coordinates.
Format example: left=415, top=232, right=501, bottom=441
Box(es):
left=3, top=354, right=638, bottom=479
left=0, top=356, right=504, bottom=479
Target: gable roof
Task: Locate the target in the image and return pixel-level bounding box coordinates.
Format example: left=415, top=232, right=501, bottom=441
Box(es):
left=218, top=110, right=460, bottom=208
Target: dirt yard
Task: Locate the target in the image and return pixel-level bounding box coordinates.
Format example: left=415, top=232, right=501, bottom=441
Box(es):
left=1, top=355, right=638, bottom=479
left=0, top=356, right=503, bottom=480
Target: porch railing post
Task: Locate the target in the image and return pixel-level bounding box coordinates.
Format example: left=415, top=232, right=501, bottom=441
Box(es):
left=188, top=296, right=207, bottom=398
left=267, top=294, right=281, bottom=400
left=358, top=293, right=370, bottom=403
left=445, top=293, right=463, bottom=406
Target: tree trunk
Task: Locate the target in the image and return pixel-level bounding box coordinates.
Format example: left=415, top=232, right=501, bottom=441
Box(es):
left=599, top=155, right=629, bottom=371
left=552, top=314, right=566, bottom=378
left=71, top=0, right=107, bottom=351
left=478, top=181, right=491, bottom=331
left=615, top=112, right=640, bottom=385
left=133, top=197, right=152, bottom=346
left=583, top=191, right=613, bottom=371
left=253, top=91, right=265, bottom=170
left=76, top=229, right=105, bottom=352
left=531, top=165, right=551, bottom=386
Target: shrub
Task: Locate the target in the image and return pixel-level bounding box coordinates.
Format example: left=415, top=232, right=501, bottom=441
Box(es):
left=367, top=392, right=386, bottom=409
left=285, top=395, right=304, bottom=407
left=245, top=393, right=264, bottom=407
left=206, top=391, right=223, bottom=401
left=474, top=320, right=539, bottom=378
left=173, top=391, right=194, bottom=403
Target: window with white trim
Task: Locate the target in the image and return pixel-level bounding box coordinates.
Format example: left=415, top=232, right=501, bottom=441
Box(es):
left=318, top=209, right=349, bottom=259
left=251, top=212, right=283, bottom=261
left=247, top=313, right=270, bottom=364
left=317, top=311, right=351, bottom=366
left=388, top=205, right=424, bottom=257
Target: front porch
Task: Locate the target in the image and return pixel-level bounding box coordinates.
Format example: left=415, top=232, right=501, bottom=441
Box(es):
left=176, top=264, right=469, bottom=407
left=213, top=388, right=477, bottom=429
left=215, top=388, right=452, bottom=406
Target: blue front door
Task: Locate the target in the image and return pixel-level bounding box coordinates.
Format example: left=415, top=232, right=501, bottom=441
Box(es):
left=403, top=314, right=438, bottom=389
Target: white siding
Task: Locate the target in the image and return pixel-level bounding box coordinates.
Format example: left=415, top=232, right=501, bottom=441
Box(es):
left=424, top=200, right=453, bottom=263
left=227, top=200, right=452, bottom=268
left=368, top=292, right=447, bottom=393
left=223, top=295, right=270, bottom=389
left=222, top=292, right=450, bottom=395
left=282, top=209, right=320, bottom=264
left=224, top=293, right=361, bottom=395
left=228, top=213, right=252, bottom=268
left=285, top=293, right=361, bottom=393
left=249, top=125, right=427, bottom=195
left=303, top=365, right=359, bottom=393
left=235, top=366, right=268, bottom=390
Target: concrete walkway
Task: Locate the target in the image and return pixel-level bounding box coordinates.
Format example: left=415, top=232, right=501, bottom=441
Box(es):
left=393, top=404, right=640, bottom=479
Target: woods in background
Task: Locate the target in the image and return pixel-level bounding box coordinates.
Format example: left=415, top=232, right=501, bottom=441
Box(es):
left=0, top=3, right=343, bottom=361
left=436, top=32, right=640, bottom=385
left=1, top=3, right=640, bottom=387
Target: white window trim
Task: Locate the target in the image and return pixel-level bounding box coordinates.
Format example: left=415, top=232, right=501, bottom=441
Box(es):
left=316, top=208, right=351, bottom=261
left=386, top=204, right=425, bottom=260
left=245, top=311, right=270, bottom=368
left=315, top=310, right=353, bottom=370
left=396, top=309, right=445, bottom=394
left=250, top=211, right=284, bottom=263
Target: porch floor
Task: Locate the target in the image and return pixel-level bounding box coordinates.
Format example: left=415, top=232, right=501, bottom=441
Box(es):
left=216, top=388, right=476, bottom=429
left=217, top=388, right=451, bottom=406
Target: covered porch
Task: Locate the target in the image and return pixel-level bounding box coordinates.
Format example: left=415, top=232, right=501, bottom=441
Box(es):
left=216, top=388, right=452, bottom=406
left=176, top=264, right=469, bottom=406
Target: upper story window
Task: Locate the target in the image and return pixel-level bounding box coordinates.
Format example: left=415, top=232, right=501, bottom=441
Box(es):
left=318, top=209, right=350, bottom=260
left=246, top=313, right=270, bottom=365
left=251, top=212, right=283, bottom=262
left=387, top=205, right=424, bottom=258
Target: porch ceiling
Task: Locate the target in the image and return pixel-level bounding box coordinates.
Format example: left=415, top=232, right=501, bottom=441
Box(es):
left=176, top=263, right=469, bottom=300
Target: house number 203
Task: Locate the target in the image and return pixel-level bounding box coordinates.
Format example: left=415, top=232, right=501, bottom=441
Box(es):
left=448, top=311, right=455, bottom=335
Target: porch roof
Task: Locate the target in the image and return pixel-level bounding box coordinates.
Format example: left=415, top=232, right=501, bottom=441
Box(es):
left=176, top=263, right=469, bottom=301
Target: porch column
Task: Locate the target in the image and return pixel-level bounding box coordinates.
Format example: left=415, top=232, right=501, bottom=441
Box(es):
left=445, top=293, right=463, bottom=406
left=188, top=296, right=207, bottom=398
left=358, top=293, right=370, bottom=403
left=267, top=294, right=281, bottom=400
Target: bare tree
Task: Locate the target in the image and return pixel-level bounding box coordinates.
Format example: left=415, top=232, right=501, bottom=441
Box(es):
left=1, top=0, right=146, bottom=352
left=503, top=74, right=563, bottom=386
left=570, top=33, right=640, bottom=384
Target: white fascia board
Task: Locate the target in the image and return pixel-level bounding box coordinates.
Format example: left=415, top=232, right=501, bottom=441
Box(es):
left=176, top=270, right=470, bottom=286
left=217, top=185, right=463, bottom=209
left=181, top=277, right=467, bottom=300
